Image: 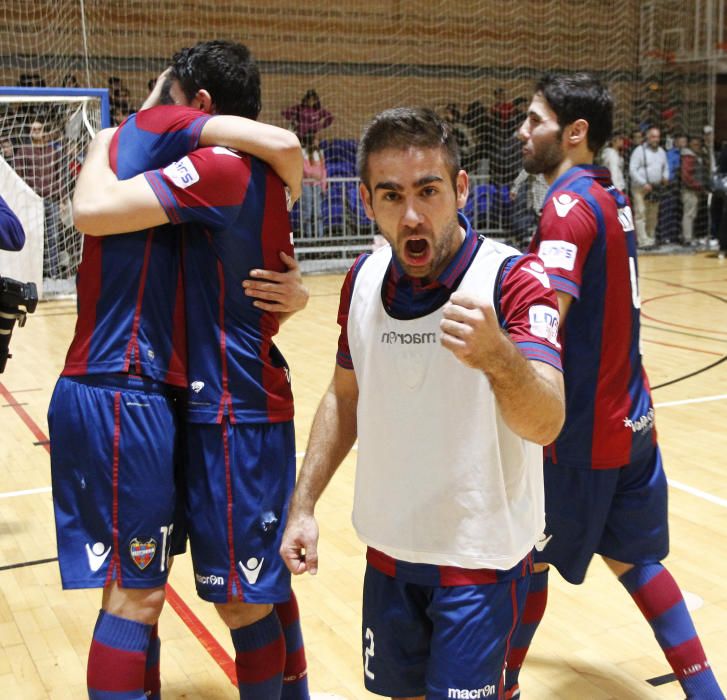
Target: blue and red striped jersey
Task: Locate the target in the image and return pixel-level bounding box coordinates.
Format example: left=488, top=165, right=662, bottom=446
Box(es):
left=145, top=146, right=295, bottom=424
left=336, top=213, right=562, bottom=372
left=529, top=164, right=656, bottom=469
left=62, top=106, right=211, bottom=386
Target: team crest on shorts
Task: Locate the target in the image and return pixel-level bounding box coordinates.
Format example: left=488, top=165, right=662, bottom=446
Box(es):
left=129, top=537, right=157, bottom=570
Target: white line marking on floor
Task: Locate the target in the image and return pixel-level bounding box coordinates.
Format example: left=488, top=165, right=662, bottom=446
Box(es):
left=655, top=393, right=727, bottom=408
left=0, top=486, right=52, bottom=499
left=667, top=479, right=727, bottom=509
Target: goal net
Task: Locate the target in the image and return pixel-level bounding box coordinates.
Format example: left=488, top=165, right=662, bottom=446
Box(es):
left=0, top=1, right=721, bottom=274
left=0, top=88, right=109, bottom=297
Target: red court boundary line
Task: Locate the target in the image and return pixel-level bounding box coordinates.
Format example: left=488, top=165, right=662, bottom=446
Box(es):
left=641, top=291, right=727, bottom=337
left=0, top=380, right=237, bottom=687
left=641, top=338, right=723, bottom=357
left=165, top=584, right=237, bottom=686
left=0, top=382, right=49, bottom=445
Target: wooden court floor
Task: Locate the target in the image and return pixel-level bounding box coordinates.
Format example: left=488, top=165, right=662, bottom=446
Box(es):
left=0, top=251, right=726, bottom=699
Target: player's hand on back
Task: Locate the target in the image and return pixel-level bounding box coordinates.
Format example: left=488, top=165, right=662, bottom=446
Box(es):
left=440, top=291, right=506, bottom=371
left=280, top=511, right=319, bottom=576
left=243, top=250, right=309, bottom=316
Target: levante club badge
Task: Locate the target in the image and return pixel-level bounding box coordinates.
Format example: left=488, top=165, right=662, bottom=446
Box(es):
left=130, top=537, right=157, bottom=570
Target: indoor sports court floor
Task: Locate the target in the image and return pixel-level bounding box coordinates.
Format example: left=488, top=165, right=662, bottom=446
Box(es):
left=0, top=251, right=725, bottom=699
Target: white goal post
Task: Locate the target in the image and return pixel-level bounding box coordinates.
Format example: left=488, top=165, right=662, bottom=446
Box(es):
left=0, top=87, right=110, bottom=298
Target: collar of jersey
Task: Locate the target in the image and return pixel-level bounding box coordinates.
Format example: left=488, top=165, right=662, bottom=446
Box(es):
left=546, top=164, right=612, bottom=202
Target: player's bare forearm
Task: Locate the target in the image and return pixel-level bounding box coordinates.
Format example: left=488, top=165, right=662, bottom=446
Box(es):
left=289, top=366, right=358, bottom=517
left=242, top=250, right=308, bottom=322
left=73, top=129, right=169, bottom=236
left=487, top=352, right=564, bottom=445
left=281, top=365, right=358, bottom=576
left=440, top=290, right=564, bottom=444
left=200, top=115, right=303, bottom=202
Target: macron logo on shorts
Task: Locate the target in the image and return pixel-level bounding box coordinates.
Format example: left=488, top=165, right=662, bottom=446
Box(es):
left=448, top=684, right=497, bottom=698
left=85, top=542, right=111, bottom=572
left=239, top=557, right=264, bottom=584
left=534, top=533, right=553, bottom=552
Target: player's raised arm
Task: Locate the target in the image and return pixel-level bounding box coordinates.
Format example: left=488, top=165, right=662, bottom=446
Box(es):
left=280, top=364, right=359, bottom=575
left=440, top=291, right=564, bottom=445
left=200, top=116, right=303, bottom=203
left=72, top=129, right=170, bottom=236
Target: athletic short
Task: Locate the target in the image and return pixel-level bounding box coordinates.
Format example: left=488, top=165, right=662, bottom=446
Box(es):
left=534, top=445, right=669, bottom=584
left=184, top=419, right=295, bottom=604
left=361, top=563, right=529, bottom=698
left=49, top=375, right=179, bottom=589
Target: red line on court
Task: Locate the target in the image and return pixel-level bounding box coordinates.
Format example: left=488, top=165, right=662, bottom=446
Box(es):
left=0, top=380, right=238, bottom=687
left=0, top=382, right=49, bottom=446
left=165, top=585, right=237, bottom=686
left=641, top=291, right=727, bottom=337
left=641, top=338, right=723, bottom=356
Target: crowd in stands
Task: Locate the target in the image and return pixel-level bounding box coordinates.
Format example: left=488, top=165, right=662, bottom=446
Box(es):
left=4, top=75, right=727, bottom=260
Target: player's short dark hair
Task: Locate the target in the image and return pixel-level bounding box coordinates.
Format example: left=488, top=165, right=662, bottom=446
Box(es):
left=170, top=40, right=261, bottom=119
left=535, top=72, right=613, bottom=154
left=357, top=107, right=461, bottom=190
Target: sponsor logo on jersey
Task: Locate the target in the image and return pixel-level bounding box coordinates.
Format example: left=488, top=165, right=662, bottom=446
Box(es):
left=85, top=542, right=111, bottom=572
left=380, top=330, right=437, bottom=345
left=129, top=537, right=157, bottom=570
left=623, top=407, right=655, bottom=434
left=163, top=156, right=200, bottom=189
left=552, top=193, right=579, bottom=218
left=618, top=205, right=635, bottom=233
left=195, top=572, right=225, bottom=586
left=239, top=557, right=264, bottom=584
left=190, top=381, right=205, bottom=393
left=528, top=305, right=560, bottom=347
left=448, top=684, right=497, bottom=698
left=522, top=260, right=551, bottom=288
left=537, top=240, right=577, bottom=271
left=147, top=348, right=155, bottom=360
left=534, top=533, right=553, bottom=552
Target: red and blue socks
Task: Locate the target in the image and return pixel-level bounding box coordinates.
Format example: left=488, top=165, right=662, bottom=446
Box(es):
left=504, top=568, right=549, bottom=698
left=275, top=591, right=309, bottom=699
left=619, top=563, right=724, bottom=699
left=231, top=610, right=286, bottom=699
left=87, top=609, right=152, bottom=700
left=144, top=622, right=161, bottom=700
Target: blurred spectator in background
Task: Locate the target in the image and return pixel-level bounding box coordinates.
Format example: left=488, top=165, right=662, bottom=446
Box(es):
left=443, top=103, right=476, bottom=172
left=463, top=99, right=492, bottom=175
left=13, top=118, right=63, bottom=277
left=712, top=143, right=727, bottom=260
left=61, top=74, right=79, bottom=88
left=509, top=168, right=547, bottom=250
left=283, top=88, right=333, bottom=141
left=17, top=73, right=46, bottom=88
left=301, top=132, right=327, bottom=238
left=680, top=136, right=707, bottom=246
left=659, top=133, right=687, bottom=244
left=600, top=133, right=626, bottom=191
left=629, top=126, right=669, bottom=248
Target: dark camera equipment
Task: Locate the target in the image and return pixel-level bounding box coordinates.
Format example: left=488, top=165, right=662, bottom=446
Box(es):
left=0, top=275, right=38, bottom=373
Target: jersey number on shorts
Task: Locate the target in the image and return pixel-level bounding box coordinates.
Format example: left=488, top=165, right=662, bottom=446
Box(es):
left=364, top=627, right=375, bottom=680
